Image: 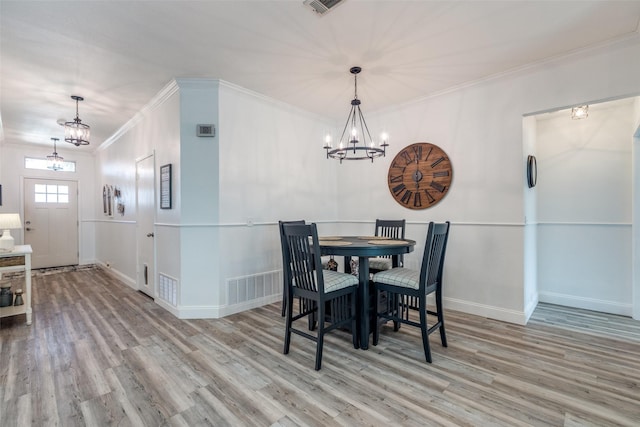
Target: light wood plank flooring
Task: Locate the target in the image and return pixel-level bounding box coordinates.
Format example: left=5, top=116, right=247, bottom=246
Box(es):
left=1, top=268, right=639, bottom=426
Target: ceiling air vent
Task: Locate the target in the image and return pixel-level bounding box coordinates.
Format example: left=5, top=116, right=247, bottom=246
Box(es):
left=303, top=0, right=345, bottom=16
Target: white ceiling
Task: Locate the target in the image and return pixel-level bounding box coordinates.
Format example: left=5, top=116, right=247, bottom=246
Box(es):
left=2, top=0, right=639, bottom=152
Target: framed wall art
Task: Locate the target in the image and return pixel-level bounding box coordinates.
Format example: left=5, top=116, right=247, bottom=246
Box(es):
left=160, top=164, right=172, bottom=209
left=103, top=184, right=114, bottom=217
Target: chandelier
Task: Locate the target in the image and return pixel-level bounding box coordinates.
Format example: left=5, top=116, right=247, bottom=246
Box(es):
left=323, top=66, right=388, bottom=163
left=64, top=95, right=90, bottom=146
left=46, top=137, right=64, bottom=171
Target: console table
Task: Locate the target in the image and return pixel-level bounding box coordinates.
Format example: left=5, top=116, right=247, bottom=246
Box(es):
left=0, top=245, right=33, bottom=325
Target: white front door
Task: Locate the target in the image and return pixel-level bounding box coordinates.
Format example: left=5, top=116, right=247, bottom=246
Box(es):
left=136, top=155, right=156, bottom=297
left=24, top=178, right=79, bottom=269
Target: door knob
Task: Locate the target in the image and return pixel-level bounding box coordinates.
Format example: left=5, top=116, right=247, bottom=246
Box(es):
left=26, top=227, right=32, bottom=231
left=146, top=233, right=154, bottom=237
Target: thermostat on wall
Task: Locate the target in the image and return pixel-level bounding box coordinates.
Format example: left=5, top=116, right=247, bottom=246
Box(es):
left=197, top=124, right=215, bottom=137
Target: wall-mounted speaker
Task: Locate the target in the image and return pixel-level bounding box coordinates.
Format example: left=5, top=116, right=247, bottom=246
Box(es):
left=527, top=155, right=537, bottom=188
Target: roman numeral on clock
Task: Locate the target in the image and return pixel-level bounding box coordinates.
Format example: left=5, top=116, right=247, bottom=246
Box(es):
left=430, top=181, right=446, bottom=192
left=389, top=174, right=403, bottom=183
left=413, top=145, right=422, bottom=161
left=400, top=189, right=413, bottom=205
left=424, top=189, right=435, bottom=204
left=391, top=161, right=405, bottom=170
left=401, top=151, right=413, bottom=165
left=433, top=170, right=449, bottom=177
left=392, top=183, right=406, bottom=195
left=430, top=157, right=445, bottom=168
left=414, top=192, right=422, bottom=207
left=424, top=146, right=433, bottom=162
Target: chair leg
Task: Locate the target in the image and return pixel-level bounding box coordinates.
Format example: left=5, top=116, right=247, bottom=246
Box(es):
left=308, top=300, right=318, bottom=331
left=283, top=292, right=293, bottom=355
left=373, top=287, right=380, bottom=346
left=436, top=289, right=447, bottom=347
left=393, top=293, right=401, bottom=331
left=281, top=282, right=287, bottom=317
left=351, top=291, right=359, bottom=349
left=419, top=296, right=432, bottom=363
left=315, top=302, right=325, bottom=370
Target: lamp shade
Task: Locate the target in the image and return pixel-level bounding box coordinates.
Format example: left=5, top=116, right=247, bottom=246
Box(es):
left=0, top=213, right=22, bottom=252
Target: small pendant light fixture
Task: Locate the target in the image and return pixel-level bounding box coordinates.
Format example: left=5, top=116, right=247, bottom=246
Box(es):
left=64, top=95, right=90, bottom=146
left=323, top=66, right=388, bottom=163
left=47, top=137, right=64, bottom=171
left=571, top=105, right=589, bottom=120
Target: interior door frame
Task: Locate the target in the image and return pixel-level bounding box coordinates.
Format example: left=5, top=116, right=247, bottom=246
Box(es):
left=136, top=152, right=157, bottom=296
left=633, top=128, right=640, bottom=321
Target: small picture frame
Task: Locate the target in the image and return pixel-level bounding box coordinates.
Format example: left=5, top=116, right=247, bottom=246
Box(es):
left=160, top=164, right=172, bottom=209
left=103, top=184, right=114, bottom=217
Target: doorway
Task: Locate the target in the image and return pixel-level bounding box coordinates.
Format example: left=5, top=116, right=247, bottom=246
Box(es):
left=136, top=154, right=156, bottom=297
left=24, top=178, right=79, bottom=269
left=532, top=97, right=638, bottom=318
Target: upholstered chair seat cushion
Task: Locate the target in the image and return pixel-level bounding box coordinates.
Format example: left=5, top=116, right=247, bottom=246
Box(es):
left=319, top=270, right=359, bottom=292
left=293, top=270, right=358, bottom=293
left=369, top=257, right=393, bottom=271
left=373, top=267, right=420, bottom=290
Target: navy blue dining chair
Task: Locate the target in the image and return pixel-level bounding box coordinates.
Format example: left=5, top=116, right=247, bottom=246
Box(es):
left=372, top=221, right=450, bottom=363
left=281, top=223, right=359, bottom=370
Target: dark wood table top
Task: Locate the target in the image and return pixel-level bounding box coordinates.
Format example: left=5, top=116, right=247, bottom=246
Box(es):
left=317, top=235, right=416, bottom=257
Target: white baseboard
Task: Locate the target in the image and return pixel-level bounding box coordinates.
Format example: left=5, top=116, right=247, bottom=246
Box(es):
left=444, top=297, right=529, bottom=325
left=524, top=294, right=540, bottom=324
left=221, top=294, right=281, bottom=317
left=96, top=262, right=136, bottom=290
left=538, top=291, right=632, bottom=317
left=174, top=294, right=281, bottom=319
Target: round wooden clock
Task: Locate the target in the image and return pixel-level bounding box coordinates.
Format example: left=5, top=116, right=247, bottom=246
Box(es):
left=387, top=142, right=453, bottom=209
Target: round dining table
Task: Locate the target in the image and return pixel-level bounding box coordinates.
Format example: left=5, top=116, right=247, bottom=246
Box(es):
left=318, top=235, right=416, bottom=349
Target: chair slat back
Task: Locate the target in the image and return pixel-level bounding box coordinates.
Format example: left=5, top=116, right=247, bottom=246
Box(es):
left=283, top=223, right=324, bottom=295
left=279, top=220, right=305, bottom=288
left=375, top=219, right=406, bottom=239
left=375, top=219, right=406, bottom=262
left=420, top=222, right=451, bottom=291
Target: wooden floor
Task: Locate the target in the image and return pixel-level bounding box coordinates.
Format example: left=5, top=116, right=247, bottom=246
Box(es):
left=1, top=268, right=639, bottom=426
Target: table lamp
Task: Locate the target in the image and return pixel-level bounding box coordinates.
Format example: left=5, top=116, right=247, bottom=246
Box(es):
left=0, top=213, right=22, bottom=252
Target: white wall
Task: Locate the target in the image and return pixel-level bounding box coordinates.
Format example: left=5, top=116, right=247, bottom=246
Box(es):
left=0, top=143, right=96, bottom=264
left=331, top=35, right=640, bottom=323
left=95, top=82, right=181, bottom=288
left=216, top=81, right=339, bottom=315
left=632, top=97, right=640, bottom=320
left=537, top=100, right=635, bottom=315
left=92, top=78, right=337, bottom=318
left=523, top=116, right=538, bottom=317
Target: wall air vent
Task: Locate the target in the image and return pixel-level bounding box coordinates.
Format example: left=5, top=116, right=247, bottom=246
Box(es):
left=303, top=0, right=345, bottom=16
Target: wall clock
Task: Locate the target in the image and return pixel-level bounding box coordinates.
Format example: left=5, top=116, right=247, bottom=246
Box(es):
left=387, top=142, right=453, bottom=209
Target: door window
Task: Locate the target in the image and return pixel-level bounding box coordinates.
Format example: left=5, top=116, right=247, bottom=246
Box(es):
left=34, top=184, right=69, bottom=203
